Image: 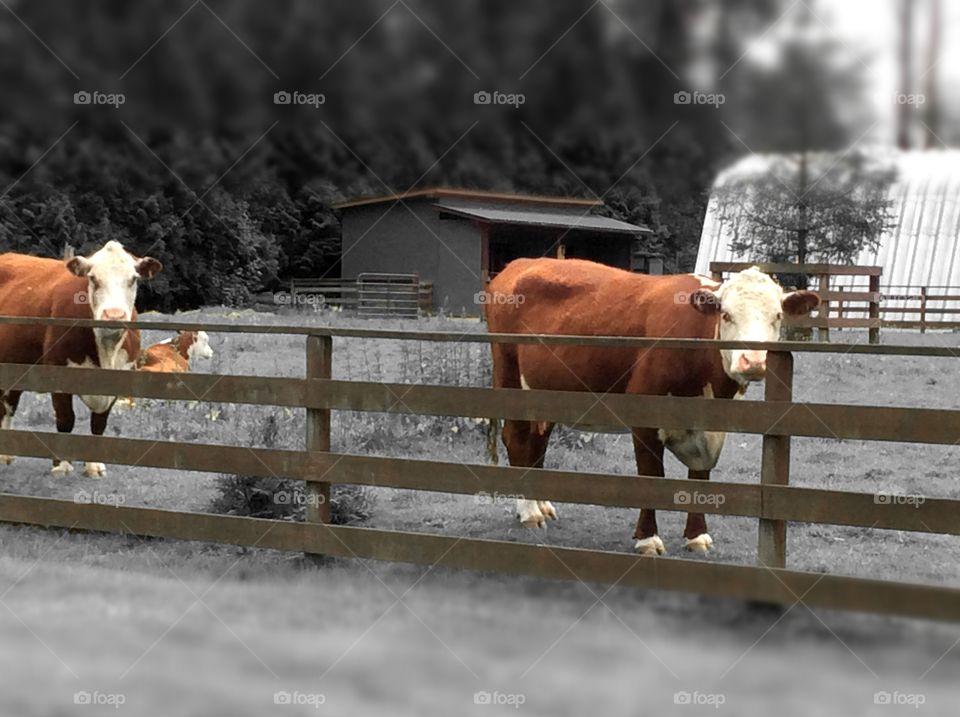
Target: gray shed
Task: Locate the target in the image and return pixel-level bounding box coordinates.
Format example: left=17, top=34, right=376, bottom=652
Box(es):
left=334, top=188, right=651, bottom=315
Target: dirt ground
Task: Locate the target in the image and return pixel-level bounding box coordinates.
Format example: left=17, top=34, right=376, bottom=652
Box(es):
left=0, top=308, right=959, bottom=715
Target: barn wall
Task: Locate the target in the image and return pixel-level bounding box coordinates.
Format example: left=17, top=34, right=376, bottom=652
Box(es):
left=340, top=201, right=482, bottom=315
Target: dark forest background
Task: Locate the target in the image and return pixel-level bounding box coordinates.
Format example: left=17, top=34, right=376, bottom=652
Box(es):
left=0, top=0, right=869, bottom=311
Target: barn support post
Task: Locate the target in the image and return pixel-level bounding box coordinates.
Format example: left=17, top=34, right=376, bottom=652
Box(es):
left=869, top=274, right=881, bottom=344
left=306, top=334, right=332, bottom=524
left=758, top=351, right=793, bottom=569
left=920, top=286, right=928, bottom=334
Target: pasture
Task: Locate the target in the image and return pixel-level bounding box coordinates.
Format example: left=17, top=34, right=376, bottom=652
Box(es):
left=1, top=308, right=959, bottom=715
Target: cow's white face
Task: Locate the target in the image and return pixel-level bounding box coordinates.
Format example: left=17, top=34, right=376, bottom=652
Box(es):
left=66, top=241, right=162, bottom=327
left=690, top=268, right=820, bottom=384
left=186, top=331, right=214, bottom=361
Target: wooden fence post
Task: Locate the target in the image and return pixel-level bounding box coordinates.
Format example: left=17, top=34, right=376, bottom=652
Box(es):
left=920, top=286, right=928, bottom=334
left=869, top=274, right=881, bottom=344
left=817, top=274, right=830, bottom=342
left=306, top=334, right=332, bottom=524
left=836, top=285, right=844, bottom=331
left=758, top=350, right=793, bottom=568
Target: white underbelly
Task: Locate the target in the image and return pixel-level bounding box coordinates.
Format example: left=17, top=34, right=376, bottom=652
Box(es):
left=657, top=428, right=727, bottom=470
left=67, top=354, right=132, bottom=414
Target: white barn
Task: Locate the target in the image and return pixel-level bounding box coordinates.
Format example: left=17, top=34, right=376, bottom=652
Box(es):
left=696, top=151, right=960, bottom=320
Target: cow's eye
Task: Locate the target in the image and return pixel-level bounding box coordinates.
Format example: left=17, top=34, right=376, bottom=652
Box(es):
left=775, top=312, right=783, bottom=322
left=721, top=312, right=732, bottom=323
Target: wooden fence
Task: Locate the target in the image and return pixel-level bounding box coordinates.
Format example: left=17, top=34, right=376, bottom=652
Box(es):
left=1, top=316, right=960, bottom=622
left=288, top=275, right=434, bottom=317
left=835, top=285, right=960, bottom=333
left=710, top=262, right=883, bottom=343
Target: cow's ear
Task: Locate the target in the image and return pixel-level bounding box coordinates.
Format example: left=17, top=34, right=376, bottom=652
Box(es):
left=690, top=289, right=721, bottom=315
left=782, top=290, right=820, bottom=316
left=136, top=257, right=163, bottom=279
left=66, top=256, right=92, bottom=277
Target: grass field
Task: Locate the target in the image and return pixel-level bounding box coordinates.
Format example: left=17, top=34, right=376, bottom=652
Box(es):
left=1, top=307, right=959, bottom=715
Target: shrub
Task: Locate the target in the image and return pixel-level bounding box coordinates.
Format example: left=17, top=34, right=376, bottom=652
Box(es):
left=208, top=414, right=375, bottom=525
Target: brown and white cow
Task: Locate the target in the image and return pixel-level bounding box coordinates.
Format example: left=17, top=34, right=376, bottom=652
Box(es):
left=485, top=258, right=819, bottom=555
left=139, top=331, right=214, bottom=373
left=114, top=330, right=213, bottom=408
left=0, top=241, right=162, bottom=476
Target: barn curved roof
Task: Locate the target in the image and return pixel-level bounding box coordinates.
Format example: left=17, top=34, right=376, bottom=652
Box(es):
left=696, top=150, right=960, bottom=296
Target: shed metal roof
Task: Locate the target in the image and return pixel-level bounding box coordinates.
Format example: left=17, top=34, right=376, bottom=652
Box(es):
left=435, top=199, right=650, bottom=236
left=696, top=150, right=960, bottom=319
left=333, top=187, right=601, bottom=210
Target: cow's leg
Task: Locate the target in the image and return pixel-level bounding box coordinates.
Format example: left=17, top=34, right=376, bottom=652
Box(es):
left=662, top=429, right=726, bottom=553
left=0, top=390, right=22, bottom=464
left=683, top=469, right=713, bottom=552
left=51, top=393, right=75, bottom=474
left=503, top=418, right=556, bottom=528
left=632, top=428, right=666, bottom=555
left=84, top=409, right=110, bottom=477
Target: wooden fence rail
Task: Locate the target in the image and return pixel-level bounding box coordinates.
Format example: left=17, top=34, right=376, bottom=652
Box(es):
left=1, top=317, right=959, bottom=621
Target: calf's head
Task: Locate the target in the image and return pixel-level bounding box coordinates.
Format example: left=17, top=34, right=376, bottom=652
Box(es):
left=66, top=241, right=162, bottom=326
left=690, top=267, right=819, bottom=383
left=176, top=330, right=214, bottom=361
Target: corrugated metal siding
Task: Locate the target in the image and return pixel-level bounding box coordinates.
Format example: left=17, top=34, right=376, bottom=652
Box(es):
left=696, top=151, right=960, bottom=321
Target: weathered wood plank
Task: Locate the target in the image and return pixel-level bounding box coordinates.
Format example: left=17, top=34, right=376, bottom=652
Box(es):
left=710, top=262, right=883, bottom=276
left=0, top=494, right=957, bottom=622
left=2, top=365, right=959, bottom=444
left=0, top=430, right=957, bottom=536
left=0, top=316, right=956, bottom=357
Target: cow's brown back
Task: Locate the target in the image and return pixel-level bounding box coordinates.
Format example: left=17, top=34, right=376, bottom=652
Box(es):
left=486, top=258, right=737, bottom=399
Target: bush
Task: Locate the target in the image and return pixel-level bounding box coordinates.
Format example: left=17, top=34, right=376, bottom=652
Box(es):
left=208, top=414, right=375, bottom=525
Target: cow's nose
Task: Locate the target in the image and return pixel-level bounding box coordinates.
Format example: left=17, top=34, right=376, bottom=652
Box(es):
left=101, top=308, right=127, bottom=321
left=737, top=350, right=767, bottom=379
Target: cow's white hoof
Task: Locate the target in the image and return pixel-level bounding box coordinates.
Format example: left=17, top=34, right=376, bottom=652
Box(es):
left=51, top=461, right=74, bottom=475
left=83, top=462, right=106, bottom=478
left=0, top=455, right=14, bottom=465
left=537, top=501, right=558, bottom=521
left=634, top=535, right=666, bottom=556
left=517, top=499, right=547, bottom=528
left=685, top=533, right=713, bottom=552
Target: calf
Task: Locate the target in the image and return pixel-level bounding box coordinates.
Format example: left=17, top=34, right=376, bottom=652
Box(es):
left=0, top=241, right=162, bottom=476
left=139, top=331, right=214, bottom=373
left=485, top=258, right=819, bottom=555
